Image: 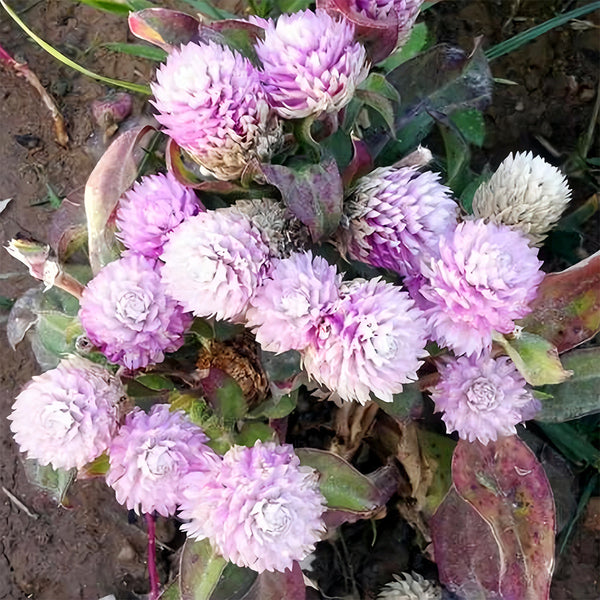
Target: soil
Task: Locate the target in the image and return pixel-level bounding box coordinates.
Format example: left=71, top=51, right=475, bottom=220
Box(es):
left=0, top=0, right=598, bottom=599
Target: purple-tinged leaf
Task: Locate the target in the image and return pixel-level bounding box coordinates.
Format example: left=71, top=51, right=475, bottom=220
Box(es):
left=243, top=562, right=306, bottom=600
left=535, top=347, right=600, bottom=422
left=317, top=0, right=400, bottom=63
left=431, top=486, right=503, bottom=600
left=342, top=138, right=373, bottom=186
left=260, top=158, right=343, bottom=242
left=48, top=195, right=87, bottom=262
left=519, top=251, right=600, bottom=354
left=128, top=9, right=201, bottom=53
left=210, top=19, right=264, bottom=62
left=452, top=437, right=555, bottom=600
left=84, top=125, right=154, bottom=274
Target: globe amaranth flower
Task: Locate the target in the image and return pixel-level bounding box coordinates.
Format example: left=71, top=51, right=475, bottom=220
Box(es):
left=337, top=166, right=458, bottom=278
left=378, top=572, right=442, bottom=600
left=161, top=210, right=270, bottom=322
left=246, top=251, right=342, bottom=353
left=255, top=9, right=369, bottom=119
left=396, top=0, right=425, bottom=46
left=418, top=219, right=544, bottom=357
left=472, top=151, right=572, bottom=246
left=151, top=41, right=280, bottom=181
left=430, top=354, right=540, bottom=445
left=179, top=441, right=326, bottom=573
left=116, top=171, right=202, bottom=258
left=303, top=277, right=428, bottom=404
left=9, top=357, right=122, bottom=471
left=79, top=254, right=191, bottom=370
left=106, top=404, right=219, bottom=517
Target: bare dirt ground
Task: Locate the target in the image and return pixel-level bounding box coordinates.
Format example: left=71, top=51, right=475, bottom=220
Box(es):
left=0, top=0, right=598, bottom=598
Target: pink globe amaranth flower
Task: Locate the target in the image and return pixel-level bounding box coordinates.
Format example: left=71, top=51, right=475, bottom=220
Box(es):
left=338, top=166, right=458, bottom=278
left=151, top=41, right=280, bottom=181
left=418, top=219, right=544, bottom=357
left=246, top=251, right=342, bottom=353
left=9, top=357, right=122, bottom=471
left=160, top=210, right=270, bottom=322
left=179, top=441, right=326, bottom=573
left=255, top=9, right=369, bottom=119
left=79, top=254, right=191, bottom=370
left=430, top=354, right=540, bottom=445
left=106, top=404, right=219, bottom=517
left=116, top=171, right=202, bottom=258
left=396, top=0, right=425, bottom=46
left=303, top=278, right=428, bottom=404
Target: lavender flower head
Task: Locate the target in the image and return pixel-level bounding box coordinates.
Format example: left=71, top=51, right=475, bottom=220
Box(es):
left=255, top=9, right=369, bottom=119
left=303, top=278, right=428, bottom=404
left=161, top=210, right=270, bottom=322
left=179, top=441, right=326, bottom=572
left=106, top=404, right=219, bottom=517
left=338, top=166, right=458, bottom=277
left=430, top=354, right=539, bottom=445
left=9, top=357, right=122, bottom=471
left=152, top=41, right=280, bottom=181
left=418, top=219, right=544, bottom=357
left=246, top=251, right=342, bottom=353
left=79, top=254, right=191, bottom=370
left=116, top=171, right=202, bottom=258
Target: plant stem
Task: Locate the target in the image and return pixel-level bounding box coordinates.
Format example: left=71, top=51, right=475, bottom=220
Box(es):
left=145, top=512, right=160, bottom=600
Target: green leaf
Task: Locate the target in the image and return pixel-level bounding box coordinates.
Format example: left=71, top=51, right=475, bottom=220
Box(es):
left=235, top=422, right=275, bottom=446
left=249, top=390, right=298, bottom=419
left=296, top=448, right=384, bottom=513
left=135, top=374, right=176, bottom=391
left=209, top=375, right=247, bottom=423
left=22, top=459, right=75, bottom=507
left=374, top=382, right=423, bottom=419
left=380, top=22, right=431, bottom=71
left=493, top=331, right=572, bottom=386
left=358, top=72, right=401, bottom=103
left=438, top=122, right=471, bottom=194
left=178, top=0, right=237, bottom=21
left=449, top=108, right=485, bottom=147
left=459, top=173, right=488, bottom=214
left=80, top=453, right=110, bottom=477
left=535, top=348, right=600, bottom=423
left=418, top=429, right=455, bottom=516
left=536, top=422, right=600, bottom=470
left=36, top=311, right=81, bottom=358
left=102, top=42, right=167, bottom=61
left=74, top=0, right=152, bottom=16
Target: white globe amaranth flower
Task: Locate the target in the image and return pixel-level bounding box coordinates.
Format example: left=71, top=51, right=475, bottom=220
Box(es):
left=378, top=572, right=442, bottom=600
left=472, top=151, right=572, bottom=246
left=160, top=210, right=270, bottom=322
left=179, top=441, right=326, bottom=573
left=9, top=357, right=123, bottom=471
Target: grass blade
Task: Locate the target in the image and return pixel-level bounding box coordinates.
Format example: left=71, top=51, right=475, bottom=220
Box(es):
left=0, top=0, right=151, bottom=95
left=178, top=0, right=237, bottom=20
left=486, top=1, right=600, bottom=61
left=103, top=41, right=167, bottom=61
left=74, top=0, right=153, bottom=16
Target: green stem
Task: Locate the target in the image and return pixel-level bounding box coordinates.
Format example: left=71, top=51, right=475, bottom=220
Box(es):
left=0, top=0, right=151, bottom=95
left=293, top=116, right=321, bottom=162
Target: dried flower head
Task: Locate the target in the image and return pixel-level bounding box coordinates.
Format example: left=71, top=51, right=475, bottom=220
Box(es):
left=9, top=357, right=122, bottom=470
left=152, top=41, right=280, bottom=180
left=161, top=210, right=270, bottom=322
left=418, top=219, right=544, bottom=357
left=378, top=572, right=442, bottom=600
left=472, top=152, right=572, bottom=246
left=303, top=278, right=428, bottom=404
left=180, top=441, right=326, bottom=572
left=116, top=171, right=202, bottom=258
left=79, top=254, right=191, bottom=370
left=106, top=404, right=219, bottom=517
left=246, top=251, right=342, bottom=353
left=430, top=354, right=539, bottom=444
left=338, top=166, right=458, bottom=277
left=255, top=9, right=369, bottom=119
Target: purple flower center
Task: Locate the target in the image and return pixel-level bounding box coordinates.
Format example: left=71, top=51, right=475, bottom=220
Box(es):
left=466, top=378, right=503, bottom=412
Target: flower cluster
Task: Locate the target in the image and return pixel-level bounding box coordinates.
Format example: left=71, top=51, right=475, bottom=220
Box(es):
left=180, top=441, right=326, bottom=572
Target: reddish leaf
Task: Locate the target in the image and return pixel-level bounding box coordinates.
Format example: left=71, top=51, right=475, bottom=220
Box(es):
left=342, top=138, right=374, bottom=186
left=519, top=251, right=600, bottom=353
left=452, top=437, right=555, bottom=600
left=128, top=9, right=201, bottom=53
left=244, top=562, right=306, bottom=600
left=431, top=487, right=503, bottom=600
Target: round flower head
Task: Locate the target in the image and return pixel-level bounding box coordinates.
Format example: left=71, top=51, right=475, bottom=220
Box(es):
left=255, top=9, right=369, bottom=119
left=378, top=572, right=442, bottom=600
left=9, top=357, right=122, bottom=471
left=430, top=354, right=539, bottom=445
left=246, top=251, right=342, bottom=353
left=161, top=210, right=270, bottom=322
left=338, top=166, right=458, bottom=277
left=116, top=171, right=202, bottom=258
left=106, top=404, right=219, bottom=517
left=472, top=151, right=572, bottom=246
left=303, top=278, right=428, bottom=404
left=179, top=441, right=326, bottom=573
left=396, top=0, right=425, bottom=46
left=79, top=254, right=191, bottom=370
left=151, top=41, right=280, bottom=181
left=419, top=219, right=544, bottom=357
